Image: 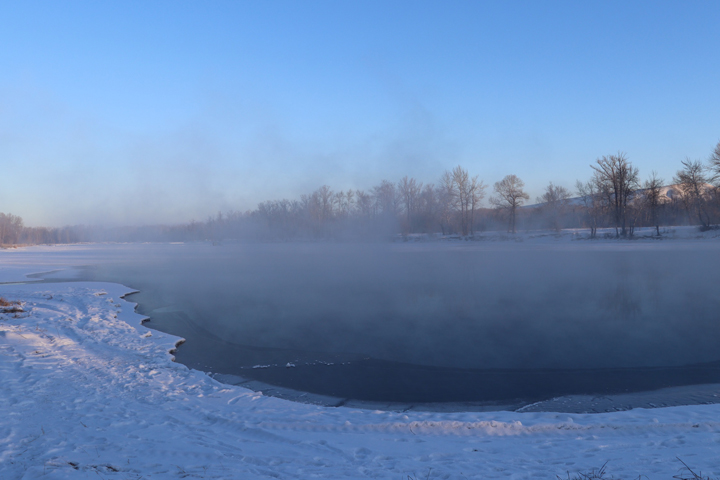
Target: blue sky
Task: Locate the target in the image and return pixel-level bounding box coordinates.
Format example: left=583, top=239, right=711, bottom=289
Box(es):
left=1, top=0, right=719, bottom=226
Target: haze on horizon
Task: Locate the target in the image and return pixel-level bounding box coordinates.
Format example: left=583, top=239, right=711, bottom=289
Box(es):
left=2, top=0, right=719, bottom=228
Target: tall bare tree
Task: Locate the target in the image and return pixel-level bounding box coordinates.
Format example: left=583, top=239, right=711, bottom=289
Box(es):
left=398, top=176, right=423, bottom=233
left=448, top=166, right=486, bottom=236
left=643, top=171, right=664, bottom=236
left=467, top=174, right=486, bottom=235
left=333, top=190, right=355, bottom=219
left=417, top=183, right=438, bottom=233
left=0, top=213, right=24, bottom=245
left=673, top=159, right=712, bottom=229
left=315, top=185, right=335, bottom=222
left=576, top=180, right=603, bottom=238
left=491, top=174, right=529, bottom=233
left=355, top=190, right=373, bottom=218
left=590, top=153, right=639, bottom=237
left=372, top=180, right=398, bottom=217
left=437, top=170, right=455, bottom=234
left=537, top=182, right=571, bottom=231
left=451, top=166, right=471, bottom=236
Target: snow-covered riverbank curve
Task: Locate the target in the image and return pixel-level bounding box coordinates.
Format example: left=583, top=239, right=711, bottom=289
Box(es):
left=2, top=280, right=720, bottom=479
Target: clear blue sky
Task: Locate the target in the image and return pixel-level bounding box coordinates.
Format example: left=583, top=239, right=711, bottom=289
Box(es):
left=2, top=0, right=719, bottom=226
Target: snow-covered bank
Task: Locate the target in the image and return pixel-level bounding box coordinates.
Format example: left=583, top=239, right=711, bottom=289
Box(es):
left=402, top=224, right=720, bottom=243
left=1, top=273, right=720, bottom=479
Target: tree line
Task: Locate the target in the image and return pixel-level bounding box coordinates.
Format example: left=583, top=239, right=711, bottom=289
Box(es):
left=2, top=140, right=720, bottom=245
left=189, top=139, right=720, bottom=241
left=0, top=213, right=90, bottom=246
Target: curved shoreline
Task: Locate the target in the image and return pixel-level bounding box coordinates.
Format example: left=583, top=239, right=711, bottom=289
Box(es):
left=11, top=248, right=720, bottom=414
left=7, top=246, right=720, bottom=478
left=206, top=365, right=720, bottom=414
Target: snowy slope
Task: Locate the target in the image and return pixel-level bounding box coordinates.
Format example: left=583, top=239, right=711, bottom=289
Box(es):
left=2, top=256, right=720, bottom=478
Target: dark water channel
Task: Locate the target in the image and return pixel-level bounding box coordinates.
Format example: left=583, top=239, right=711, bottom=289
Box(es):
left=61, top=242, right=720, bottom=408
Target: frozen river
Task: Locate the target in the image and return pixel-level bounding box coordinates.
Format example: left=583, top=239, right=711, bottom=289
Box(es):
left=13, top=240, right=720, bottom=407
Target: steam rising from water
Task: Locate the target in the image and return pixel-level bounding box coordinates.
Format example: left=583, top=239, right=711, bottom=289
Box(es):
left=85, top=242, right=720, bottom=370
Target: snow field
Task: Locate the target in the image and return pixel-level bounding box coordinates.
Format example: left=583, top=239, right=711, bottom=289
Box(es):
left=1, top=276, right=720, bottom=477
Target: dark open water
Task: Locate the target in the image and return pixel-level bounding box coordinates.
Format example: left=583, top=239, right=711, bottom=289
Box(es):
left=24, top=241, right=720, bottom=408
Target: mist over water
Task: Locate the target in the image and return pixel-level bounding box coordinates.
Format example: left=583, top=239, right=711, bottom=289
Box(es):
left=75, top=242, right=720, bottom=371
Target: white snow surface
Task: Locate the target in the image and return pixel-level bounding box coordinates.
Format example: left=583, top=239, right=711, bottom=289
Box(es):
left=2, top=248, right=720, bottom=478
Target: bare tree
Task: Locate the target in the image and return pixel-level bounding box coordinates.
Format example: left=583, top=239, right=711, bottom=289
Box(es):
left=451, top=166, right=471, bottom=236
left=709, top=140, right=720, bottom=184
left=371, top=180, right=400, bottom=234
left=538, top=182, right=571, bottom=205
left=398, top=176, right=423, bottom=234
left=315, top=185, right=335, bottom=222
left=673, top=159, right=712, bottom=229
left=491, top=174, right=529, bottom=233
left=417, top=183, right=439, bottom=233
left=0, top=213, right=24, bottom=245
left=372, top=180, right=398, bottom=217
left=298, top=185, right=336, bottom=237
left=443, top=166, right=486, bottom=236
left=467, top=174, right=486, bottom=235
left=437, top=171, right=455, bottom=234
left=643, top=171, right=664, bottom=236
left=537, top=182, right=571, bottom=231
left=590, top=152, right=639, bottom=237
left=355, top=190, right=373, bottom=218
left=333, top=190, right=355, bottom=219
left=576, top=180, right=602, bottom=238
left=626, top=196, right=640, bottom=237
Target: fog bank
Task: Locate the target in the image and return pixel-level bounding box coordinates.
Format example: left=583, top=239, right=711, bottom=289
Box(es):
left=80, top=242, right=720, bottom=371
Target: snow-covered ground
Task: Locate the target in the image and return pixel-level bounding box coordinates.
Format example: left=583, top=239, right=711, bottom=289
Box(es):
left=408, top=224, right=720, bottom=242
left=2, top=243, right=720, bottom=479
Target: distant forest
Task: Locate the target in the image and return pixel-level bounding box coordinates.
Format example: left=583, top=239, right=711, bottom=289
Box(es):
left=4, top=141, right=720, bottom=245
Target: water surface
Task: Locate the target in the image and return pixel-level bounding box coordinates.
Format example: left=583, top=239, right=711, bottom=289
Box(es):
left=17, top=241, right=720, bottom=407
